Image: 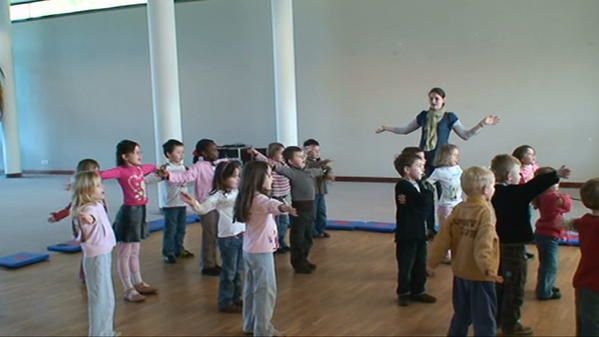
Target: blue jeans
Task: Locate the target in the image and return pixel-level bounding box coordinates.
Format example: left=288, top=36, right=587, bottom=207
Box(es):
left=83, top=253, right=115, bottom=337
left=576, top=287, right=599, bottom=336
left=217, top=235, right=243, bottom=309
left=243, top=252, right=277, bottom=336
left=275, top=214, right=290, bottom=248
left=312, top=193, right=327, bottom=235
left=448, top=277, right=497, bottom=337
left=535, top=234, right=559, bottom=299
left=162, top=207, right=187, bottom=257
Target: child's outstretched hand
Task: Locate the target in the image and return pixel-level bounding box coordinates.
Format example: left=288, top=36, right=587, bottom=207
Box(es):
left=279, top=203, right=298, bottom=217
left=247, top=148, right=260, bottom=156
left=180, top=191, right=197, bottom=206
left=397, top=194, right=407, bottom=204
left=156, top=165, right=170, bottom=180
left=486, top=270, right=504, bottom=284
left=47, top=214, right=57, bottom=223
left=481, top=115, right=500, bottom=126
left=556, top=165, right=571, bottom=179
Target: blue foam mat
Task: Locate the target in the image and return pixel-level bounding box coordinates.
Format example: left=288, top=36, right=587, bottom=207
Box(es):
left=148, top=219, right=165, bottom=233
left=355, top=221, right=396, bottom=233
left=186, top=214, right=200, bottom=224
left=0, top=252, right=50, bottom=269
left=325, top=220, right=364, bottom=231
left=47, top=240, right=81, bottom=253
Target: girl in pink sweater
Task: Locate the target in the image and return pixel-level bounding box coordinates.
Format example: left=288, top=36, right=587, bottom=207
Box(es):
left=234, top=161, right=296, bottom=336
left=100, top=140, right=162, bottom=302
left=72, top=171, right=117, bottom=336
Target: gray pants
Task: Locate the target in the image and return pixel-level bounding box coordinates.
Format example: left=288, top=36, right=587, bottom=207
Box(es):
left=243, top=252, right=277, bottom=337
left=201, top=210, right=219, bottom=269
left=83, top=253, right=115, bottom=337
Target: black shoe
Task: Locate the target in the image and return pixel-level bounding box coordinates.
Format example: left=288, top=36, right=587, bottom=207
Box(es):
left=294, top=266, right=313, bottom=274
left=219, top=304, right=242, bottom=313
left=503, top=323, right=533, bottom=336
left=410, top=293, right=437, bottom=303
left=552, top=287, right=561, bottom=293
left=163, top=255, right=176, bottom=264
left=202, top=267, right=221, bottom=276
left=398, top=295, right=410, bottom=307
left=525, top=252, right=535, bottom=259
left=176, top=249, right=195, bottom=258
left=538, top=291, right=562, bottom=301
left=322, top=231, right=331, bottom=238
left=306, top=261, right=317, bottom=271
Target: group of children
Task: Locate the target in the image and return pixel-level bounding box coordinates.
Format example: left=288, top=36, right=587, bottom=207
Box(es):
left=392, top=143, right=598, bottom=336
left=52, top=137, right=334, bottom=336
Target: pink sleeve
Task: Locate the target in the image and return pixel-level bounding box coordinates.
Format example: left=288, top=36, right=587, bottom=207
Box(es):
left=256, top=194, right=283, bottom=215
left=169, top=163, right=199, bottom=184
left=141, top=164, right=157, bottom=175
left=99, top=167, right=122, bottom=180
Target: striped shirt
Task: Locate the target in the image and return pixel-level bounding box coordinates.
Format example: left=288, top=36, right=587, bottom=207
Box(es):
left=254, top=152, right=290, bottom=198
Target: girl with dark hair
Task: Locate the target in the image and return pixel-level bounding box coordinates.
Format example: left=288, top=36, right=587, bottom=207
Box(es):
left=100, top=140, right=163, bottom=302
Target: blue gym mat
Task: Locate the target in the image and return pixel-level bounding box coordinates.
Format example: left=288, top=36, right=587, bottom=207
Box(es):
left=325, top=220, right=364, bottom=231
left=0, top=252, right=50, bottom=269
left=355, top=221, right=396, bottom=233
left=47, top=240, right=82, bottom=253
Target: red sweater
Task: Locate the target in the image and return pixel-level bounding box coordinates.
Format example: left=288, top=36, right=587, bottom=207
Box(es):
left=573, top=214, right=599, bottom=292
left=534, top=191, right=572, bottom=239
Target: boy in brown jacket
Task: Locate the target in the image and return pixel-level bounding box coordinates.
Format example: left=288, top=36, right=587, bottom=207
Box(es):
left=428, top=166, right=503, bottom=337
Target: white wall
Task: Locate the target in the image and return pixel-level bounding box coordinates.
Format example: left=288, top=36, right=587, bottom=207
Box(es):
left=8, top=0, right=599, bottom=181
left=294, top=0, right=599, bottom=181
left=11, top=0, right=275, bottom=170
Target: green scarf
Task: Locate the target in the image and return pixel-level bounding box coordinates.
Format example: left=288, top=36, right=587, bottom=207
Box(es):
left=424, top=106, right=446, bottom=151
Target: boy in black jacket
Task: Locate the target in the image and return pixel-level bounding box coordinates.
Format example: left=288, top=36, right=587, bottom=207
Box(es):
left=490, top=154, right=570, bottom=336
left=394, top=153, right=436, bottom=307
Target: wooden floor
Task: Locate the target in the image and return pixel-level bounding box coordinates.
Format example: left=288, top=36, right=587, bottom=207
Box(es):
left=0, top=221, right=579, bottom=336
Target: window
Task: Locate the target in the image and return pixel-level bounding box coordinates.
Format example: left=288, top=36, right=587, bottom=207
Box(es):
left=10, top=0, right=148, bottom=22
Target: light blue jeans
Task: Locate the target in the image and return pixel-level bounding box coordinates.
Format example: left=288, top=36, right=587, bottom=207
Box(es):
left=535, top=234, right=559, bottom=299
left=243, top=252, right=277, bottom=337
left=83, top=252, right=115, bottom=337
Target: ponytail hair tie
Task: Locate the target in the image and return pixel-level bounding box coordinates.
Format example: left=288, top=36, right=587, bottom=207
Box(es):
left=192, top=150, right=200, bottom=157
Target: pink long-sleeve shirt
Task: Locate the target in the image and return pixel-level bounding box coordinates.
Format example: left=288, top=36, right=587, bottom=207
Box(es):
left=77, top=202, right=116, bottom=258
left=243, top=193, right=283, bottom=254
left=100, top=164, right=157, bottom=206
left=168, top=159, right=225, bottom=203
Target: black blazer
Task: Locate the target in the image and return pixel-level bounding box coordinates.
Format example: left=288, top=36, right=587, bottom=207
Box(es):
left=395, top=179, right=434, bottom=242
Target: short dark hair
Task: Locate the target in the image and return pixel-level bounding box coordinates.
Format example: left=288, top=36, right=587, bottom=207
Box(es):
left=283, top=146, right=302, bottom=164
left=512, top=145, right=535, bottom=163
left=580, top=178, right=599, bottom=211
left=193, top=138, right=216, bottom=163
left=394, top=154, right=421, bottom=177
left=162, top=139, right=184, bottom=157
left=303, top=138, right=320, bottom=147
left=401, top=147, right=424, bottom=157
left=116, top=140, right=139, bottom=166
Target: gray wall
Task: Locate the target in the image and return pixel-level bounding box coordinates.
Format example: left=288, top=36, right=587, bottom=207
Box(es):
left=8, top=0, right=599, bottom=181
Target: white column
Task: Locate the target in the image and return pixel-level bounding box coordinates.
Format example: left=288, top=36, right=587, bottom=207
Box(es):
left=147, top=0, right=183, bottom=207
left=0, top=0, right=22, bottom=177
left=271, top=0, right=299, bottom=146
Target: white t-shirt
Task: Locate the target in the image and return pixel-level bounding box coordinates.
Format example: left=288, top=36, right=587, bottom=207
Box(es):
left=191, top=189, right=245, bottom=238
left=159, top=161, right=189, bottom=208
left=427, top=165, right=463, bottom=208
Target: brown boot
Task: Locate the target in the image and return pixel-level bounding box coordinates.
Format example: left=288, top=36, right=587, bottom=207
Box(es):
left=134, top=282, right=158, bottom=295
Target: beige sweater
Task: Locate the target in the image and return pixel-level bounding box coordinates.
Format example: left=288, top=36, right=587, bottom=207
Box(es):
left=429, top=196, right=500, bottom=282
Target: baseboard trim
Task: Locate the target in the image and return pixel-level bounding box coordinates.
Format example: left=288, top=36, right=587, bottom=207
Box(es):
left=336, top=176, right=584, bottom=189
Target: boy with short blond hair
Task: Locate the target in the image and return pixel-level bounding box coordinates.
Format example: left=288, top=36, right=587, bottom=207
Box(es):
left=490, top=154, right=570, bottom=336
left=429, top=166, right=501, bottom=336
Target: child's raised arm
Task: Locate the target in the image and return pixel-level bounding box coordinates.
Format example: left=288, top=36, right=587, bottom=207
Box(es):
left=181, top=191, right=218, bottom=215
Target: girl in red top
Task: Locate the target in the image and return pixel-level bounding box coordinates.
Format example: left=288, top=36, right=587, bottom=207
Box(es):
left=532, top=167, right=572, bottom=300
left=568, top=178, right=599, bottom=337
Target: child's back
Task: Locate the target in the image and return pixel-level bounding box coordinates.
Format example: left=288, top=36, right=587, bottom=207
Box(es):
left=430, top=196, right=499, bottom=281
